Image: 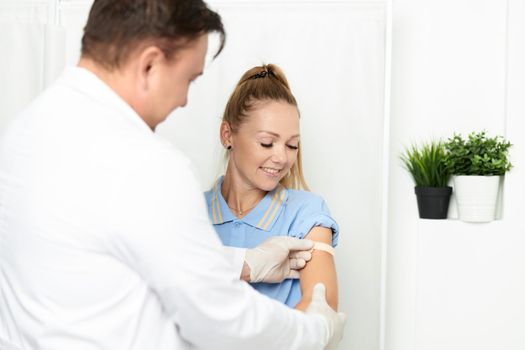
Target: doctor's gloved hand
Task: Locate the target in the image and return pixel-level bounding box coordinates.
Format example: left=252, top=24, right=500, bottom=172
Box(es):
left=244, top=236, right=314, bottom=283
left=306, top=283, right=347, bottom=350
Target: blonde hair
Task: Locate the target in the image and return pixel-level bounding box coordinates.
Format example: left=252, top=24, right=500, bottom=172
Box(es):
left=222, top=64, right=309, bottom=190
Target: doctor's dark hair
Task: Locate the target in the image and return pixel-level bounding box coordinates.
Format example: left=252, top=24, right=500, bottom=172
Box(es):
left=81, top=0, right=225, bottom=70
left=223, top=64, right=309, bottom=190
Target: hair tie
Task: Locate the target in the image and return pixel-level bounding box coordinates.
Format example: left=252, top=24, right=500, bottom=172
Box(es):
left=251, top=69, right=273, bottom=80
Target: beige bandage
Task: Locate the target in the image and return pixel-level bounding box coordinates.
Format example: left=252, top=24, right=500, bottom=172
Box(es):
left=312, top=242, right=335, bottom=256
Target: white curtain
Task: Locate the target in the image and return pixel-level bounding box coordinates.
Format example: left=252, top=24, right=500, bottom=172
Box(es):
left=0, top=1, right=65, bottom=129
left=156, top=3, right=388, bottom=349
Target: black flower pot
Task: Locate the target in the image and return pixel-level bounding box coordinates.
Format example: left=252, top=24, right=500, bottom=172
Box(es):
left=414, top=186, right=452, bottom=219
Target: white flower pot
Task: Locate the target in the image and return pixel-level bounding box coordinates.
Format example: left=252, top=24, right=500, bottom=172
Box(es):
left=453, top=175, right=501, bottom=222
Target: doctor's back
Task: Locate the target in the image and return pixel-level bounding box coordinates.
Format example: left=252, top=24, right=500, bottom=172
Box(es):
left=0, top=67, right=202, bottom=349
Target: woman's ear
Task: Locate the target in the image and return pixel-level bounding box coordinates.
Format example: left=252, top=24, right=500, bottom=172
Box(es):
left=220, top=121, right=233, bottom=149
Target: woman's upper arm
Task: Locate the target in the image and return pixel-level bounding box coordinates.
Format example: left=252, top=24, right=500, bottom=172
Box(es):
left=295, top=226, right=338, bottom=311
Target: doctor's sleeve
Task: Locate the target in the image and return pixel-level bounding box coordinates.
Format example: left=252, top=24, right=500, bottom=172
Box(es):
left=105, top=149, right=329, bottom=350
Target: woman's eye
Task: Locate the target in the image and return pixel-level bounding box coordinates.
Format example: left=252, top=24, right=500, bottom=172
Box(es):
left=260, top=143, right=273, bottom=148
left=287, top=145, right=299, bottom=150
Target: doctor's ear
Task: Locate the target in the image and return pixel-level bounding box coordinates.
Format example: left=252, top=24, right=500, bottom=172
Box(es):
left=220, top=121, right=233, bottom=150
left=136, top=46, right=164, bottom=90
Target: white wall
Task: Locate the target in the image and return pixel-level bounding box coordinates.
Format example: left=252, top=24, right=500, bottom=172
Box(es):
left=0, top=1, right=390, bottom=350
left=385, top=0, right=525, bottom=349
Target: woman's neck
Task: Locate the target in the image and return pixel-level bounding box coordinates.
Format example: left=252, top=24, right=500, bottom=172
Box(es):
left=221, top=171, right=266, bottom=217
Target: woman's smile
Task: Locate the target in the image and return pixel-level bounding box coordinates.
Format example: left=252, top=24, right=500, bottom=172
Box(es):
left=260, top=166, right=282, bottom=177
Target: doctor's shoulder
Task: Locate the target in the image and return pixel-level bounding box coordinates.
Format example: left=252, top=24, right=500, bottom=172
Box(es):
left=203, top=187, right=213, bottom=203
left=116, top=132, right=198, bottom=186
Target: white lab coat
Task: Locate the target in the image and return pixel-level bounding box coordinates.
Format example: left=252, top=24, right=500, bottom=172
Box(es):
left=0, top=67, right=328, bottom=350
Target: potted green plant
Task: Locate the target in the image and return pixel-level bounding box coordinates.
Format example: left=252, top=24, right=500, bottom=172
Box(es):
left=444, top=131, right=512, bottom=222
left=400, top=140, right=452, bottom=219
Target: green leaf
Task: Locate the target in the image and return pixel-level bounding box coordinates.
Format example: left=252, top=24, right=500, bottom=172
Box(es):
left=443, top=131, right=513, bottom=176
left=400, top=140, right=451, bottom=187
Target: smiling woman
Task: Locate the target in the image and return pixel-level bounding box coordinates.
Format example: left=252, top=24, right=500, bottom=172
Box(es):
left=204, top=64, right=339, bottom=310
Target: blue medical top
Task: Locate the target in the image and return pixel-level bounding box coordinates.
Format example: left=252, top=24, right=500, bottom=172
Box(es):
left=204, top=176, right=339, bottom=308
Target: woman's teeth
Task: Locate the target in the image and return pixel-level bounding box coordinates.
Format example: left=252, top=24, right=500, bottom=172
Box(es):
left=261, top=167, right=280, bottom=175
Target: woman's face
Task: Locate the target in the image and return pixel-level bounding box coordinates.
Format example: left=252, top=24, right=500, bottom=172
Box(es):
left=226, top=100, right=300, bottom=192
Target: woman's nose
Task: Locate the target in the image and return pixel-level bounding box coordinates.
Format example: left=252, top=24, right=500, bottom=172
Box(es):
left=271, top=145, right=287, bottom=164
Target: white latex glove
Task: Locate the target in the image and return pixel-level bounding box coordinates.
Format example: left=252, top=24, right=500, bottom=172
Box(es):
left=244, top=236, right=314, bottom=283
left=306, top=283, right=347, bottom=350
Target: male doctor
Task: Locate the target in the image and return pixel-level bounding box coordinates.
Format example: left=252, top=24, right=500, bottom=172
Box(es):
left=0, top=0, right=346, bottom=349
